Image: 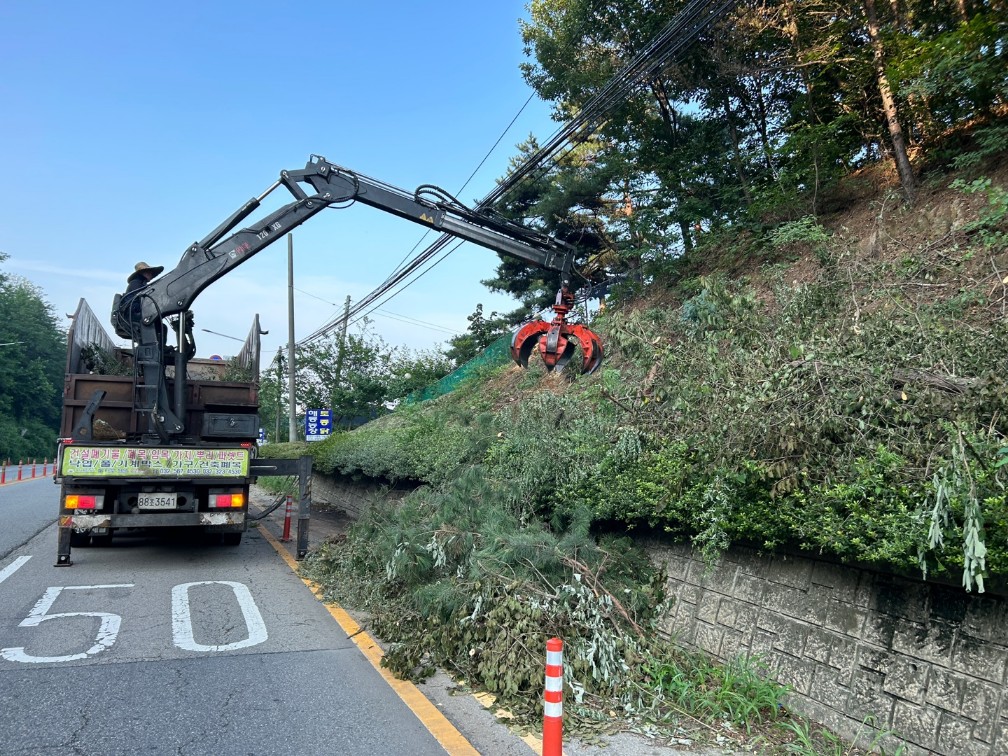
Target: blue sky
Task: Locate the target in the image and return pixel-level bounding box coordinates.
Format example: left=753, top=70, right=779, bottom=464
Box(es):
left=0, top=1, right=557, bottom=361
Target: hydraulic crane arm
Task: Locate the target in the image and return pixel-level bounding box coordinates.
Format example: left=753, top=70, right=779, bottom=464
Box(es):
left=136, top=155, right=577, bottom=325
left=118, top=154, right=602, bottom=440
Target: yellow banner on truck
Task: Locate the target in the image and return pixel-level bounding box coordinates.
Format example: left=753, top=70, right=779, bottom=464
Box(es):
left=61, top=446, right=250, bottom=478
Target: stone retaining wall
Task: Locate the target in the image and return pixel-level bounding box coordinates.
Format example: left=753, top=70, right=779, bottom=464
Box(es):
left=313, top=470, right=1006, bottom=753
left=310, top=472, right=413, bottom=519
left=648, top=543, right=1008, bottom=755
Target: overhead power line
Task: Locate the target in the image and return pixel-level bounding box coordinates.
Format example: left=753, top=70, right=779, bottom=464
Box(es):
left=298, top=0, right=731, bottom=347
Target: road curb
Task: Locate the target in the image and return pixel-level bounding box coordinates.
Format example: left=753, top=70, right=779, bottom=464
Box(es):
left=258, top=524, right=480, bottom=756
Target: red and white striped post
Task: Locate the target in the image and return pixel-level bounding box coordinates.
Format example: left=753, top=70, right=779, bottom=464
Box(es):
left=17, top=460, right=23, bottom=481
left=1, top=461, right=6, bottom=484
left=543, top=637, right=563, bottom=756
left=281, top=494, right=293, bottom=542
left=31, top=459, right=36, bottom=479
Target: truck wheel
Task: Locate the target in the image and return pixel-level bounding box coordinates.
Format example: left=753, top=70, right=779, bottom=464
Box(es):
left=70, top=531, right=91, bottom=548
left=222, top=532, right=242, bottom=546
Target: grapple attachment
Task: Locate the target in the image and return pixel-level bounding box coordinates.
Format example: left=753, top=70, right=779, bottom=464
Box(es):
left=510, top=287, right=603, bottom=374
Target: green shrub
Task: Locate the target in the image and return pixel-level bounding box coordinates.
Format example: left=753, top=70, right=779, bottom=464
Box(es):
left=300, top=225, right=1008, bottom=588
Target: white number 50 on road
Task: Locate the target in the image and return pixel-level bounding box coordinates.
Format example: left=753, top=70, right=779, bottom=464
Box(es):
left=1, top=580, right=268, bottom=663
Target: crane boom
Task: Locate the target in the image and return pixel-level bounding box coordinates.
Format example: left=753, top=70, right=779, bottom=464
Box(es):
left=136, top=155, right=575, bottom=326
left=114, top=154, right=602, bottom=440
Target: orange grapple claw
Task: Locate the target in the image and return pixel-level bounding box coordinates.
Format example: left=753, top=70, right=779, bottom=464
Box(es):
left=510, top=320, right=603, bottom=374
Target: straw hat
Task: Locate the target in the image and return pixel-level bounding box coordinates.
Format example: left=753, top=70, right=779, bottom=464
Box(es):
left=133, top=261, right=164, bottom=277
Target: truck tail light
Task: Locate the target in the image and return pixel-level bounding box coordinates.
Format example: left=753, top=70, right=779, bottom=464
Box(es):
left=65, top=494, right=97, bottom=510
left=212, top=493, right=245, bottom=508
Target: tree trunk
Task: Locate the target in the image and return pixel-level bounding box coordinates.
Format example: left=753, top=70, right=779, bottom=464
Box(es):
left=679, top=220, right=694, bottom=256
left=753, top=74, right=778, bottom=176
left=782, top=0, right=823, bottom=213
left=889, top=0, right=902, bottom=27
left=721, top=92, right=754, bottom=208
left=863, top=0, right=918, bottom=202
left=650, top=78, right=696, bottom=255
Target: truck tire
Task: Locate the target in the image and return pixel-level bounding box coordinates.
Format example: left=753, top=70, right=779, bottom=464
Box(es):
left=91, top=532, right=113, bottom=547
left=222, top=532, right=242, bottom=546
left=70, top=530, right=91, bottom=548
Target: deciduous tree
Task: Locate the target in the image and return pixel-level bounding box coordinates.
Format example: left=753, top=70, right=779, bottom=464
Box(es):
left=0, top=253, right=66, bottom=460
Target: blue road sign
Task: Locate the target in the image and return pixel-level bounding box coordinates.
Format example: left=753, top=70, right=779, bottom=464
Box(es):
left=305, top=409, right=333, bottom=441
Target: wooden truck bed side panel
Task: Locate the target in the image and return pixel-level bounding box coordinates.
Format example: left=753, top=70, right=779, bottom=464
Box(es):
left=62, top=299, right=263, bottom=440
left=61, top=375, right=258, bottom=438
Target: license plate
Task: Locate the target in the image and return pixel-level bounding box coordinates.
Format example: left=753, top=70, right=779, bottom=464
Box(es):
left=138, top=492, right=177, bottom=509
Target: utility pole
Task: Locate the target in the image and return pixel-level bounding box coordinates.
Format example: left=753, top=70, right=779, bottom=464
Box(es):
left=333, top=295, right=351, bottom=386
left=332, top=295, right=351, bottom=429
left=275, top=347, right=283, bottom=443
left=287, top=233, right=298, bottom=442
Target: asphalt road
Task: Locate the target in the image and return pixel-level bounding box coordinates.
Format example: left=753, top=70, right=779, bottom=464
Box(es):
left=0, top=477, right=721, bottom=756
left=0, top=468, right=56, bottom=558
left=0, top=478, right=456, bottom=755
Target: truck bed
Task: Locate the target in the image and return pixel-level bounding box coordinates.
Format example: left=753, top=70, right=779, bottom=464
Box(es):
left=61, top=373, right=258, bottom=439
left=61, top=299, right=261, bottom=442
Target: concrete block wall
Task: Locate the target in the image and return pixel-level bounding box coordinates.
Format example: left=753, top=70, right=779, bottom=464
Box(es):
left=648, top=543, right=1008, bottom=755
left=310, top=472, right=412, bottom=519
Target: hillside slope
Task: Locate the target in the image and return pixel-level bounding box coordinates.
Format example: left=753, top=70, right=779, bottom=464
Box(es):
left=308, top=157, right=1008, bottom=589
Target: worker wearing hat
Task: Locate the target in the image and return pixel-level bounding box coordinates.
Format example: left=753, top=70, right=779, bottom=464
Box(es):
left=123, top=261, right=164, bottom=313
left=128, top=261, right=164, bottom=288
left=113, top=261, right=165, bottom=340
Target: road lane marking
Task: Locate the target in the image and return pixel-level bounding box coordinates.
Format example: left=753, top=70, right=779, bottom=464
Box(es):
left=171, top=581, right=268, bottom=652
left=259, top=526, right=479, bottom=756
left=0, top=556, right=31, bottom=585
left=1, top=583, right=133, bottom=663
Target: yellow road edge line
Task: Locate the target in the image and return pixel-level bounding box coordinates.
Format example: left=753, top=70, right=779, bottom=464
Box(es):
left=259, top=524, right=480, bottom=756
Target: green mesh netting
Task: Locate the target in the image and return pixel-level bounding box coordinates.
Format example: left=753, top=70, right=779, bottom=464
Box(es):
left=404, top=332, right=513, bottom=404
